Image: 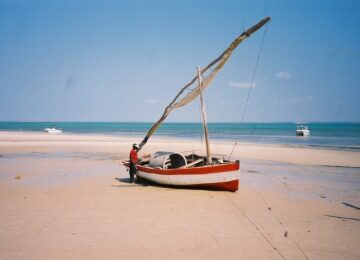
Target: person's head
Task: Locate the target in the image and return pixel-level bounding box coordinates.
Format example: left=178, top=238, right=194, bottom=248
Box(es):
left=133, top=143, right=139, bottom=150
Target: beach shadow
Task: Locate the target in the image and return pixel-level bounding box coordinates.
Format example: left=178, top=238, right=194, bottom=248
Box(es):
left=113, top=177, right=152, bottom=187
left=111, top=177, right=141, bottom=188
left=342, top=202, right=360, bottom=211
left=114, top=177, right=132, bottom=183
left=113, top=176, right=224, bottom=192
left=324, top=214, right=360, bottom=222
left=111, top=184, right=140, bottom=188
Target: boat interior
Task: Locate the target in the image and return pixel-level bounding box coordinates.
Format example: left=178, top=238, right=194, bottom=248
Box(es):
left=136, top=152, right=234, bottom=169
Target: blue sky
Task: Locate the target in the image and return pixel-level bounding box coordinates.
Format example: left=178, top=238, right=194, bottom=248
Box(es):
left=0, top=0, right=359, bottom=122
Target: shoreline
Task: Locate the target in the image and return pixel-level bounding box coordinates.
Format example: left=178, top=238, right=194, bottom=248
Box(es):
left=1, top=127, right=360, bottom=151
left=0, top=130, right=360, bottom=167
left=2, top=129, right=360, bottom=149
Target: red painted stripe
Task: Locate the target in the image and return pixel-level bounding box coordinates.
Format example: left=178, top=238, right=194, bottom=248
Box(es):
left=136, top=162, right=239, bottom=175
left=192, top=179, right=239, bottom=192
left=136, top=176, right=239, bottom=192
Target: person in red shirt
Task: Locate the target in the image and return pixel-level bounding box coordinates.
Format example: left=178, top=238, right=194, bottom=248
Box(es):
left=129, top=143, right=139, bottom=183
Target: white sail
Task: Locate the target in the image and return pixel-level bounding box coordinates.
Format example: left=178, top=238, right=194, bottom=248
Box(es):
left=139, top=17, right=271, bottom=150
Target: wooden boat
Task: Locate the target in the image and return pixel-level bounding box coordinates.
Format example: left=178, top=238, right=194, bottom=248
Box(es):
left=124, top=152, right=240, bottom=192
left=123, top=17, right=271, bottom=192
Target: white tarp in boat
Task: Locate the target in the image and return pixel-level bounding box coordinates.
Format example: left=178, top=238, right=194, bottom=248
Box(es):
left=149, top=151, right=187, bottom=169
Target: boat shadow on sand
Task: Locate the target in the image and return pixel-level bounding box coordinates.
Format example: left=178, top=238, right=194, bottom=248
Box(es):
left=113, top=177, right=153, bottom=188
left=113, top=177, right=227, bottom=192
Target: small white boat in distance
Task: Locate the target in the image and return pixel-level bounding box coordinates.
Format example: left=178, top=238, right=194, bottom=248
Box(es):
left=43, top=127, right=62, bottom=134
left=296, top=125, right=310, bottom=136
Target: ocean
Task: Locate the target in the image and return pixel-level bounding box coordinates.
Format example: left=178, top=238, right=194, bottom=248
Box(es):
left=1, top=122, right=359, bottom=150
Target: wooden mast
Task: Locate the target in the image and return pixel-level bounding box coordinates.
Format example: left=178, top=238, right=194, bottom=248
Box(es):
left=137, top=17, right=271, bottom=152
left=197, top=66, right=212, bottom=164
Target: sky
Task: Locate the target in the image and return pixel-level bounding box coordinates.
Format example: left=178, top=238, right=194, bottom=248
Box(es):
left=0, top=0, right=359, bottom=122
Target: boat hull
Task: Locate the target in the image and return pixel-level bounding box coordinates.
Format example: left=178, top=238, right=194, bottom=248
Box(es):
left=125, top=162, right=240, bottom=192
left=43, top=128, right=62, bottom=134
left=296, top=130, right=310, bottom=136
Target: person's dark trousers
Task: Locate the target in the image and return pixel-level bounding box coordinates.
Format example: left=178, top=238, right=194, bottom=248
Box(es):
left=129, top=162, right=137, bottom=183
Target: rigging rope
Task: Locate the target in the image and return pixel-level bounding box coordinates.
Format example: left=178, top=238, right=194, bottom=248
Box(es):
left=229, top=22, right=269, bottom=160
left=241, top=165, right=310, bottom=259
left=225, top=193, right=286, bottom=260
left=138, top=17, right=271, bottom=151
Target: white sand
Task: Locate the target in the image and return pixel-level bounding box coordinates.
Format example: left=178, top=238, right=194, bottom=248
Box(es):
left=0, top=131, right=359, bottom=259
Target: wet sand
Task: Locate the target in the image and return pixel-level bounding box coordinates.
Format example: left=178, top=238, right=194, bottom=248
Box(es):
left=0, top=131, right=359, bottom=259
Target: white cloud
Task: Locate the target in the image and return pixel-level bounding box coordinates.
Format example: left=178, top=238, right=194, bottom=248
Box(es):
left=288, top=96, right=313, bottom=104
left=318, top=46, right=352, bottom=56
left=144, top=99, right=157, bottom=104
left=273, top=96, right=314, bottom=105
left=228, top=81, right=257, bottom=88
left=276, top=71, right=291, bottom=79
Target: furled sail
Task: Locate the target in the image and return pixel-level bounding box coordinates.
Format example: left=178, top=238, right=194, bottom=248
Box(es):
left=139, top=16, right=271, bottom=150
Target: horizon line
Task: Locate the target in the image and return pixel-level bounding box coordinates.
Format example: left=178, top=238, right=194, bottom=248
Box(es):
left=0, top=121, right=359, bottom=124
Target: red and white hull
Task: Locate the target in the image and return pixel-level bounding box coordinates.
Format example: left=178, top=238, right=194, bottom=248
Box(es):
left=127, top=162, right=240, bottom=192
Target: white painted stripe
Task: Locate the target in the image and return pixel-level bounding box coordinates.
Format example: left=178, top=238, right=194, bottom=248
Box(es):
left=137, top=170, right=239, bottom=186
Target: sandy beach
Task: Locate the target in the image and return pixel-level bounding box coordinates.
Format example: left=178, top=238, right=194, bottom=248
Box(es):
left=0, top=131, right=359, bottom=259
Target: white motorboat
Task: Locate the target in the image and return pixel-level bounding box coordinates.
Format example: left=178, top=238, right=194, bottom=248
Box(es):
left=296, top=125, right=310, bottom=136
left=43, top=127, right=62, bottom=134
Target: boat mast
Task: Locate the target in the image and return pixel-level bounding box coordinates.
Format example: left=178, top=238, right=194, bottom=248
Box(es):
left=137, top=17, right=271, bottom=152
left=197, top=66, right=212, bottom=164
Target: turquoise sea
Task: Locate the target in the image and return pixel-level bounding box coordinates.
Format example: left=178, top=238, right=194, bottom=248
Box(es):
left=1, top=122, right=360, bottom=150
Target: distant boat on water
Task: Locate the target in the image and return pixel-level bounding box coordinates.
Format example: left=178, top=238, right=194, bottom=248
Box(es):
left=123, top=17, right=271, bottom=192
left=296, top=125, right=310, bottom=136
left=43, top=127, right=62, bottom=134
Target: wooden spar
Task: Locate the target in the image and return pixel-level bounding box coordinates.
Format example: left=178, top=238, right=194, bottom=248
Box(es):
left=137, top=16, right=271, bottom=151
left=180, top=158, right=203, bottom=168
left=197, top=66, right=212, bottom=164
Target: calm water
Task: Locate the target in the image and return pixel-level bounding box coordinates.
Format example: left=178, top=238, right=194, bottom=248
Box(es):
left=1, top=122, right=360, bottom=150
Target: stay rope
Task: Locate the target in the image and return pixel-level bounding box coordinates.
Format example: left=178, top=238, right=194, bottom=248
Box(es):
left=229, top=22, right=269, bottom=160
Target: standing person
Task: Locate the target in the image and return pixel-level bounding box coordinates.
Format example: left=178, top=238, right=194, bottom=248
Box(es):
left=129, top=143, right=139, bottom=183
